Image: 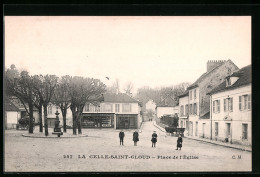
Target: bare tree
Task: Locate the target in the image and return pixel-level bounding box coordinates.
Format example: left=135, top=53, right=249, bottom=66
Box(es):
left=124, top=81, right=134, bottom=95
left=32, top=75, right=58, bottom=136
left=106, top=78, right=120, bottom=94
left=53, top=75, right=71, bottom=132
left=5, top=66, right=35, bottom=133
left=68, top=76, right=106, bottom=135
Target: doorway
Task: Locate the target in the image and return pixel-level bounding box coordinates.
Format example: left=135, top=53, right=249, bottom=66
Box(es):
left=202, top=123, right=205, bottom=138
left=225, top=123, right=231, bottom=142
left=118, top=117, right=129, bottom=129
left=189, top=121, right=193, bottom=136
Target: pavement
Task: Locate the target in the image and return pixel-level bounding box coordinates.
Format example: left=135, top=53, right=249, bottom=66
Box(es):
left=4, top=121, right=252, bottom=172
left=153, top=121, right=252, bottom=152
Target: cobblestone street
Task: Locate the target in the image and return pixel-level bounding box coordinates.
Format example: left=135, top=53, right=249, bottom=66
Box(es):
left=4, top=121, right=251, bottom=172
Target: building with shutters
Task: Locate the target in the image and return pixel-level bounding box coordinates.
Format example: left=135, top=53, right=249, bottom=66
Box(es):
left=207, top=65, right=251, bottom=145
left=185, top=60, right=239, bottom=138
left=178, top=90, right=189, bottom=135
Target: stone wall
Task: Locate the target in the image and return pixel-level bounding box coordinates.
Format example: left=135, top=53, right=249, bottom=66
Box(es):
left=199, top=60, right=239, bottom=117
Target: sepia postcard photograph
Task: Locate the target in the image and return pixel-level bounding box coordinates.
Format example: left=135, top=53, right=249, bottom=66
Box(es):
left=3, top=15, right=252, bottom=172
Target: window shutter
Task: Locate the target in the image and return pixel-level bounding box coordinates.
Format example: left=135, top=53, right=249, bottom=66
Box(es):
left=230, top=98, right=233, bottom=111
left=217, top=100, right=220, bottom=112
left=239, top=96, right=242, bottom=111
left=213, top=101, right=216, bottom=113
left=244, top=96, right=248, bottom=110
left=224, top=99, right=226, bottom=112
left=248, top=94, right=251, bottom=110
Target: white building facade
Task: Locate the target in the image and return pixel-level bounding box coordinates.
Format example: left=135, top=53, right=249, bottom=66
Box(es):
left=178, top=91, right=189, bottom=135
left=46, top=93, right=142, bottom=129
left=208, top=65, right=251, bottom=145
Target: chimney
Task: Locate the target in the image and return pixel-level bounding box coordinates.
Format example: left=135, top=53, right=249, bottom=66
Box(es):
left=207, top=60, right=225, bottom=72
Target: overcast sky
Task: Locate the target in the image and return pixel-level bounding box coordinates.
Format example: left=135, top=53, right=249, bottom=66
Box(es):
left=5, top=16, right=251, bottom=93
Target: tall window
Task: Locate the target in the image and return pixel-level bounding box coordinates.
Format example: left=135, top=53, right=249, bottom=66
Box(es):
left=185, top=104, right=189, bottom=116
left=242, top=124, right=248, bottom=140
left=180, top=105, right=184, bottom=116
left=115, top=104, right=120, bottom=112
left=189, top=104, right=193, bottom=114
left=104, top=104, right=113, bottom=112
left=193, top=103, right=197, bottom=115
left=122, top=104, right=131, bottom=112
left=95, top=106, right=100, bottom=112
left=224, top=98, right=233, bottom=112
left=194, top=89, right=196, bottom=99
left=189, top=90, right=192, bottom=100
left=89, top=104, right=95, bottom=112
left=239, top=94, right=251, bottom=111
left=47, top=105, right=52, bottom=114
left=213, top=100, right=220, bottom=113
left=85, top=104, right=90, bottom=112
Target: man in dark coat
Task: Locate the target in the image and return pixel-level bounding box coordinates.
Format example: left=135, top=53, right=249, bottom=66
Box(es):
left=119, top=130, right=125, bottom=146
left=176, top=134, right=183, bottom=150
left=151, top=131, right=158, bottom=148
left=133, top=131, right=139, bottom=146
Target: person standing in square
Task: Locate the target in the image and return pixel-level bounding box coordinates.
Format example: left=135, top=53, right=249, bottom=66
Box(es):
left=176, top=134, right=183, bottom=150
left=151, top=131, right=157, bottom=148
left=133, top=131, right=139, bottom=146
left=119, top=130, right=125, bottom=146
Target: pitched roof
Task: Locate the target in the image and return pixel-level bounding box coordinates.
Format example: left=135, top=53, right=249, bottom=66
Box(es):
left=187, top=60, right=235, bottom=90
left=5, top=98, right=20, bottom=112
left=9, top=97, right=38, bottom=111
left=103, top=93, right=139, bottom=103
left=156, top=95, right=176, bottom=107
left=207, top=65, right=251, bottom=95
left=200, top=111, right=210, bottom=119
left=178, top=90, right=189, bottom=98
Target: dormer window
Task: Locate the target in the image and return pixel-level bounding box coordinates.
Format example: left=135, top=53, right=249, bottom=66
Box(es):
left=226, top=78, right=231, bottom=87
left=226, top=76, right=239, bottom=87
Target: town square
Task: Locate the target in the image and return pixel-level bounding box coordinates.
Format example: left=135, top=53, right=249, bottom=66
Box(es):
left=5, top=122, right=251, bottom=172
left=4, top=16, right=251, bottom=172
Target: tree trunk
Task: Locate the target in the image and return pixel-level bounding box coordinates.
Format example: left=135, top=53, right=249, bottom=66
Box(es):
left=43, top=105, right=48, bottom=136
left=73, top=114, right=77, bottom=135
left=70, top=105, right=77, bottom=135
left=77, top=112, right=82, bottom=134
left=77, top=105, right=83, bottom=134
left=61, top=109, right=67, bottom=133
left=39, top=105, right=43, bottom=132
left=28, top=102, right=34, bottom=134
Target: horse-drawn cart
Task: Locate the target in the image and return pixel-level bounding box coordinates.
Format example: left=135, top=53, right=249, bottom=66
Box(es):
left=165, top=127, right=185, bottom=137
